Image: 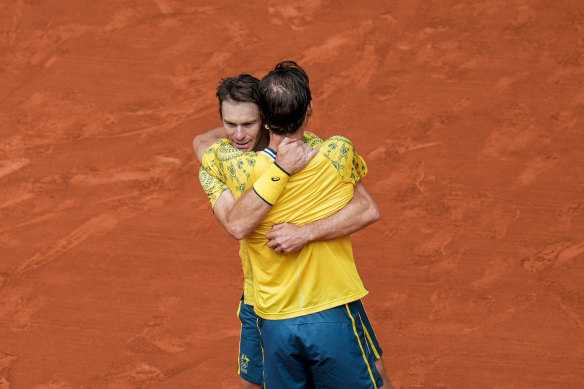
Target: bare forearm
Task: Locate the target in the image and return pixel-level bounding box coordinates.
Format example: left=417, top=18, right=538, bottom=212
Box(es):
left=265, top=182, right=379, bottom=254
left=224, top=188, right=272, bottom=239
left=193, top=126, right=227, bottom=164
left=219, top=139, right=319, bottom=240
left=212, top=188, right=271, bottom=240
left=304, top=182, right=379, bottom=241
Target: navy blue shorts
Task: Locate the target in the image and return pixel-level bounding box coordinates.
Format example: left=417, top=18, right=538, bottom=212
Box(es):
left=258, top=300, right=383, bottom=389
left=237, top=300, right=263, bottom=385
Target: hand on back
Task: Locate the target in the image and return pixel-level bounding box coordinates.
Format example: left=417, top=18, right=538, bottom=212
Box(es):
left=266, top=222, right=311, bottom=254
left=275, top=137, right=319, bottom=175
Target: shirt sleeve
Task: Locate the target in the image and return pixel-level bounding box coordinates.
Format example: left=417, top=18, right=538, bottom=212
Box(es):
left=199, top=139, right=230, bottom=208
left=320, top=135, right=368, bottom=184
left=303, top=131, right=325, bottom=147
left=199, top=138, right=257, bottom=206
left=199, top=166, right=228, bottom=208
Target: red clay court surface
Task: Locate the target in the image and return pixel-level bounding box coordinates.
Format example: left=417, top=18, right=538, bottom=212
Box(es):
left=1, top=1, right=584, bottom=388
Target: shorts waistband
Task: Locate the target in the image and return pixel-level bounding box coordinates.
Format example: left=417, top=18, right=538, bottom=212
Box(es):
left=259, top=300, right=361, bottom=326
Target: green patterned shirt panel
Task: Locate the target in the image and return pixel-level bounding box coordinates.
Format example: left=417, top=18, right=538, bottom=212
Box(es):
left=320, top=135, right=368, bottom=183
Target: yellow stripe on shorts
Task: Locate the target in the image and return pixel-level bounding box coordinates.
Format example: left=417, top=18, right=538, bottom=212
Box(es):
left=255, top=318, right=265, bottom=388
left=345, top=304, right=378, bottom=389
left=236, top=301, right=242, bottom=375
left=358, top=311, right=381, bottom=359
left=237, top=300, right=243, bottom=375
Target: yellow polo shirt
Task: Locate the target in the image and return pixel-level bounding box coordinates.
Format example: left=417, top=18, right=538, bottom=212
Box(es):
left=199, top=133, right=323, bottom=306
left=200, top=134, right=368, bottom=319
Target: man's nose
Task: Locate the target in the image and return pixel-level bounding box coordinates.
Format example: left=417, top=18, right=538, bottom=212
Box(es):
left=234, top=126, right=245, bottom=139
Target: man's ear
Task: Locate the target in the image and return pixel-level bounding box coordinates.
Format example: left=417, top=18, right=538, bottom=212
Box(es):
left=260, top=111, right=268, bottom=128
left=306, top=100, right=313, bottom=117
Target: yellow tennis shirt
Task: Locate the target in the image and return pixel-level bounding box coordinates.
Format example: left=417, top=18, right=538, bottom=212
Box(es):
left=199, top=133, right=323, bottom=307
left=200, top=134, right=369, bottom=319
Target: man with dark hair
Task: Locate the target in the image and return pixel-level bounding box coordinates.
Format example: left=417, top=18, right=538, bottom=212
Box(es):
left=200, top=62, right=391, bottom=388
left=195, top=73, right=389, bottom=388
left=194, top=74, right=267, bottom=157
left=258, top=60, right=312, bottom=135
left=216, top=74, right=261, bottom=108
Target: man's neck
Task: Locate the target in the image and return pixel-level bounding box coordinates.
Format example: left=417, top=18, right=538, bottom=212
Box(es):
left=267, top=129, right=304, bottom=150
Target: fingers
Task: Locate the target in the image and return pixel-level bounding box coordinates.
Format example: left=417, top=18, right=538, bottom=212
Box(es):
left=280, top=137, right=296, bottom=146
left=292, top=143, right=318, bottom=163
left=270, top=223, right=287, bottom=231
left=272, top=244, right=292, bottom=254
left=275, top=139, right=320, bottom=175
left=279, top=137, right=309, bottom=150
left=310, top=146, right=320, bottom=156
left=266, top=223, right=284, bottom=240
left=306, top=146, right=319, bottom=161
left=278, top=137, right=301, bottom=150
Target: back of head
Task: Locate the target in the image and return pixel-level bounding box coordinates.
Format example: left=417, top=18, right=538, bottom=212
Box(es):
left=216, top=74, right=260, bottom=118
left=259, top=60, right=312, bottom=136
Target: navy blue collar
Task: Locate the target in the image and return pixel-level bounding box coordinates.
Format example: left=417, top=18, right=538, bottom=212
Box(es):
left=261, top=147, right=277, bottom=160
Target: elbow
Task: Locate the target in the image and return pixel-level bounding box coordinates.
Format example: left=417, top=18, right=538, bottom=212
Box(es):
left=224, top=224, right=249, bottom=240
left=231, top=230, right=247, bottom=241
left=192, top=136, right=201, bottom=153
left=367, top=202, right=381, bottom=224
left=193, top=136, right=204, bottom=164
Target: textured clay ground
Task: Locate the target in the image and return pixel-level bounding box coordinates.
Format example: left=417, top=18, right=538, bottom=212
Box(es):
left=1, top=1, right=584, bottom=388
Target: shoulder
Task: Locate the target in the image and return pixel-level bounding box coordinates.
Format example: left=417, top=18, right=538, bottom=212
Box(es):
left=201, top=138, right=229, bottom=165
left=319, top=135, right=367, bottom=183
left=320, top=135, right=356, bottom=157
left=202, top=139, right=257, bottom=168
left=326, top=135, right=354, bottom=145
left=205, top=138, right=230, bottom=152
left=303, top=131, right=324, bottom=147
